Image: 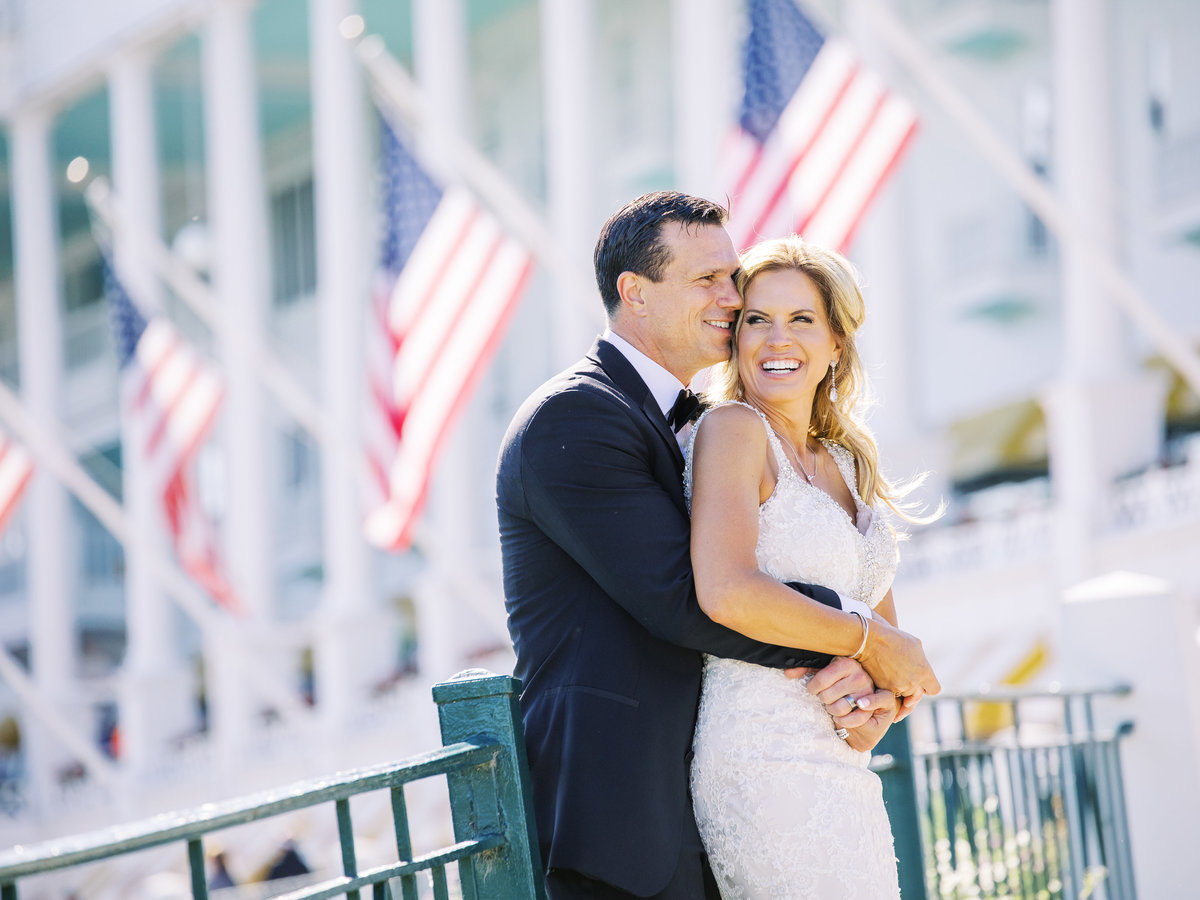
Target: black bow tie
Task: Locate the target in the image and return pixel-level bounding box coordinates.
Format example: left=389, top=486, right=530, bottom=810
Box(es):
left=666, top=389, right=703, bottom=433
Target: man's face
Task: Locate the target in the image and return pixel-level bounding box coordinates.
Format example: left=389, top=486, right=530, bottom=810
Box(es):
left=633, top=222, right=742, bottom=384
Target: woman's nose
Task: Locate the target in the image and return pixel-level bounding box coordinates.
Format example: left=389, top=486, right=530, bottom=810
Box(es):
left=766, top=322, right=790, bottom=346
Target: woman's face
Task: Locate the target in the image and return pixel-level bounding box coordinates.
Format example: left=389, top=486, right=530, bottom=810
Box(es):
left=736, top=267, right=840, bottom=414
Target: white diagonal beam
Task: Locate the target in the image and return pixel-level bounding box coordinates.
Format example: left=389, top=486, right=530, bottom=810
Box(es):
left=355, top=34, right=592, bottom=304
left=0, top=377, right=313, bottom=727
left=0, top=650, right=120, bottom=788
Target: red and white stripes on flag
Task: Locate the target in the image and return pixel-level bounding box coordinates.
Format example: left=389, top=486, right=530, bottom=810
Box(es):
left=0, top=433, right=33, bottom=537
left=364, top=119, right=534, bottom=552
left=107, top=257, right=241, bottom=613
left=723, top=0, right=918, bottom=253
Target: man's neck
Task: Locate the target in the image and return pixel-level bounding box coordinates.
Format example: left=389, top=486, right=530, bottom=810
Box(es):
left=603, top=329, right=691, bottom=419
left=606, top=325, right=694, bottom=386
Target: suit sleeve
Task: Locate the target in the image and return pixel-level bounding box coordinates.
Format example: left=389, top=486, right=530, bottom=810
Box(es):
left=518, top=389, right=838, bottom=668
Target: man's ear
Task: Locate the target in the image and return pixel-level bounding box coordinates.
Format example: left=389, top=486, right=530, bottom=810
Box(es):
left=616, top=271, right=646, bottom=317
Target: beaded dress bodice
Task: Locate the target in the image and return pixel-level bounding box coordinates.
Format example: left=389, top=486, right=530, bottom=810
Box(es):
left=683, top=401, right=897, bottom=612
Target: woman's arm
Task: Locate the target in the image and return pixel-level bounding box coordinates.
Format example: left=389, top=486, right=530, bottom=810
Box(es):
left=865, top=588, right=928, bottom=721
left=690, top=406, right=865, bottom=657
left=873, top=590, right=898, bottom=628
left=840, top=589, right=906, bottom=748
left=692, top=409, right=939, bottom=697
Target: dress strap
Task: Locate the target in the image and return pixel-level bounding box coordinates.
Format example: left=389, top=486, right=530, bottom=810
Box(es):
left=748, top=406, right=795, bottom=482
left=821, top=440, right=861, bottom=504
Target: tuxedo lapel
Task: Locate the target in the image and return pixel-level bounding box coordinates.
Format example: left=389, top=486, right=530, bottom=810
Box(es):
left=642, top=391, right=685, bottom=470
left=590, top=339, right=686, bottom=471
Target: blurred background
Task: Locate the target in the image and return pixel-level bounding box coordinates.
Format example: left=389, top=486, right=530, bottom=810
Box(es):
left=0, top=0, right=1197, bottom=896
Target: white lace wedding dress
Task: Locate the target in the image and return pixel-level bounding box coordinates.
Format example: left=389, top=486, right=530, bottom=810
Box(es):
left=684, top=402, right=902, bottom=899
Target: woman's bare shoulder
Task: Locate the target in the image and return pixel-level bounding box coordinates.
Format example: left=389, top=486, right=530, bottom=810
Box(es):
left=693, top=402, right=768, bottom=460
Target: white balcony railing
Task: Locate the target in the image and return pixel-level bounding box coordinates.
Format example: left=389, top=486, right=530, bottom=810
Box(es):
left=1103, top=454, right=1200, bottom=533
left=899, top=505, right=1054, bottom=581
left=902, top=446, right=1200, bottom=582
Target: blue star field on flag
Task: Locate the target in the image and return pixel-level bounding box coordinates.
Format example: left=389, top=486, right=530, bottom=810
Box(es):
left=739, top=0, right=824, bottom=142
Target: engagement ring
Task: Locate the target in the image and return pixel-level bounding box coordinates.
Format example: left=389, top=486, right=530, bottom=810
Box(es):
left=835, top=728, right=849, bottom=740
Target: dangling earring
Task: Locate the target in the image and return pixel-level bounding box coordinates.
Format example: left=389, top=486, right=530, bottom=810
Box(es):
left=828, top=359, right=838, bottom=402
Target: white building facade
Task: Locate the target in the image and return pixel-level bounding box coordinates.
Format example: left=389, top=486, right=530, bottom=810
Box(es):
left=0, top=0, right=1198, bottom=886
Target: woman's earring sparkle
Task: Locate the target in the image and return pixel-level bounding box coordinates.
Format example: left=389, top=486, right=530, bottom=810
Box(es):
left=829, top=359, right=838, bottom=403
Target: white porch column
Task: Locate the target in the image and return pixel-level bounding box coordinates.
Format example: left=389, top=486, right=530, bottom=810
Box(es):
left=849, top=188, right=951, bottom=510
left=11, top=107, right=75, bottom=811
left=309, top=0, right=386, bottom=727
left=670, top=0, right=740, bottom=199
left=540, top=0, right=598, bottom=367
left=109, top=47, right=195, bottom=781
left=1060, top=572, right=1200, bottom=900
left=1043, top=0, right=1167, bottom=585
left=202, top=0, right=275, bottom=761
left=410, top=0, right=469, bottom=682
left=846, top=0, right=950, bottom=510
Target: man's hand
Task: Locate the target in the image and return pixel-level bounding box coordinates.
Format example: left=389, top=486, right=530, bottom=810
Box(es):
left=788, top=657, right=875, bottom=729
left=836, top=689, right=899, bottom=752
left=856, top=617, right=940, bottom=712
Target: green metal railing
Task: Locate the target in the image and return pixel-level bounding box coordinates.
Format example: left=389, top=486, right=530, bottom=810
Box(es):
left=875, top=686, right=1135, bottom=900
left=1, top=670, right=1137, bottom=900
left=0, top=669, right=545, bottom=900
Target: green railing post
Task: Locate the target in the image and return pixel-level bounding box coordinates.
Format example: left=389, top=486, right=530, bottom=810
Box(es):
left=876, top=719, right=929, bottom=900
left=432, top=669, right=545, bottom=900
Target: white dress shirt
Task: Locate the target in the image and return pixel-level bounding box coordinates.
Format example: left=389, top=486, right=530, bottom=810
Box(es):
left=603, top=329, right=694, bottom=450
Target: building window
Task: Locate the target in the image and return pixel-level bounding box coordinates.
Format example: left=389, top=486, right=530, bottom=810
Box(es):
left=0, top=525, right=25, bottom=597
left=1021, top=84, right=1051, bottom=257
left=78, top=444, right=125, bottom=587
left=63, top=254, right=104, bottom=312
left=77, top=500, right=125, bottom=588
left=271, top=177, right=317, bottom=307
left=1147, top=33, right=1170, bottom=136
left=281, top=427, right=318, bottom=491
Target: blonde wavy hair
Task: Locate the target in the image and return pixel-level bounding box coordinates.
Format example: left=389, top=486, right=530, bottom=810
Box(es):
left=706, top=236, right=935, bottom=523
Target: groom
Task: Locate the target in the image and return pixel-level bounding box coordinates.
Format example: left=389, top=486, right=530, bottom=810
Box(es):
left=497, top=192, right=936, bottom=899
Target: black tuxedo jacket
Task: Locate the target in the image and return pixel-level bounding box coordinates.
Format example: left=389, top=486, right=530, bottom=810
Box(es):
left=497, top=338, right=840, bottom=895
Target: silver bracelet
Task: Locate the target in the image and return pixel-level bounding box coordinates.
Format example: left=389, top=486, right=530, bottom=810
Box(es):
left=848, top=610, right=869, bottom=660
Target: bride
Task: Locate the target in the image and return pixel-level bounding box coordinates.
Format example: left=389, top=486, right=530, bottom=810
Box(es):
left=684, top=236, right=937, bottom=898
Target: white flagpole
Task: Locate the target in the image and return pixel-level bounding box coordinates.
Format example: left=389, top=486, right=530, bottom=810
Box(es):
left=85, top=179, right=378, bottom=500
left=858, top=0, right=1200, bottom=396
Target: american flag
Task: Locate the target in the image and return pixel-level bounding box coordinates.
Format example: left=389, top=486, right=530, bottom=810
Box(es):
left=0, top=431, right=33, bottom=537
left=105, top=254, right=241, bottom=613
left=722, top=0, right=918, bottom=252
left=363, top=114, right=534, bottom=552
